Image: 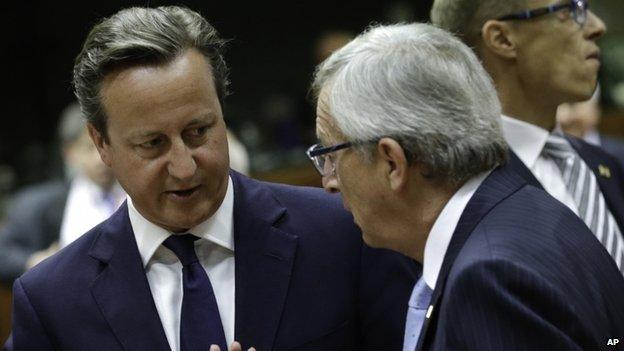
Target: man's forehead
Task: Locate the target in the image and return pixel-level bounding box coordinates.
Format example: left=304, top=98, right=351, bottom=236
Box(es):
left=315, top=90, right=344, bottom=144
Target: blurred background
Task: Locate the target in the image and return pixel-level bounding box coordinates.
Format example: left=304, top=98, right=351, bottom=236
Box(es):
left=1, top=0, right=623, bottom=201
left=0, top=0, right=431, bottom=203
left=0, top=0, right=623, bottom=342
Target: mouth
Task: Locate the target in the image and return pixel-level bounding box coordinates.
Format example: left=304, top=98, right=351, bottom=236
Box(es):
left=166, top=185, right=201, bottom=201
left=587, top=51, right=601, bottom=61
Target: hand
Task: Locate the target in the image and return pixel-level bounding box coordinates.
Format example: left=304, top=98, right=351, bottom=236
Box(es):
left=26, top=242, right=60, bottom=269
left=210, top=341, right=256, bottom=351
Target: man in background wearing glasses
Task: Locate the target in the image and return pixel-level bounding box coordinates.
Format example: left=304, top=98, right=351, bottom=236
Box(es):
left=432, top=0, right=624, bottom=273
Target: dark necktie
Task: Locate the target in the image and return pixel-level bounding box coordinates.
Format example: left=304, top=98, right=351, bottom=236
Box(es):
left=163, top=234, right=227, bottom=351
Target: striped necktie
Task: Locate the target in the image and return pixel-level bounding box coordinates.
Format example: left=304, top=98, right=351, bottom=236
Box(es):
left=542, top=133, right=624, bottom=274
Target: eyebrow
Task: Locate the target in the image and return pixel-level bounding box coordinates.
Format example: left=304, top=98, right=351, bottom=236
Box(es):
left=127, top=113, right=216, bottom=140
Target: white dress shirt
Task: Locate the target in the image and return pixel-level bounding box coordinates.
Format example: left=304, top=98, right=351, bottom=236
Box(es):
left=59, top=174, right=125, bottom=248
left=501, top=115, right=579, bottom=215
left=128, top=176, right=236, bottom=351
left=422, top=171, right=490, bottom=290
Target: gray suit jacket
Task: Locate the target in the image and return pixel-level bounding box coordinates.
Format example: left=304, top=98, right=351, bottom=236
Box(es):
left=0, top=180, right=68, bottom=283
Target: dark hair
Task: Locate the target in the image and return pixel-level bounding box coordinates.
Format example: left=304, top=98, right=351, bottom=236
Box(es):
left=73, top=6, right=229, bottom=141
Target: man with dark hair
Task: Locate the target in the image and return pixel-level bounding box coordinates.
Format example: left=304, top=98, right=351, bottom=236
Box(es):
left=432, top=0, right=624, bottom=273
left=5, top=6, right=416, bottom=351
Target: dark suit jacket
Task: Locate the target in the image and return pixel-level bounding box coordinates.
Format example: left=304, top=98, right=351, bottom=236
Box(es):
left=5, top=172, right=417, bottom=351
left=0, top=180, right=69, bottom=283
left=414, top=163, right=624, bottom=351
left=508, top=135, right=624, bottom=232
left=601, top=135, right=624, bottom=174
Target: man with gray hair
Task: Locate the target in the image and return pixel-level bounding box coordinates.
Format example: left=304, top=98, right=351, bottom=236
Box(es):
left=431, top=0, right=624, bottom=273
left=5, top=5, right=417, bottom=351
left=310, top=22, right=624, bottom=350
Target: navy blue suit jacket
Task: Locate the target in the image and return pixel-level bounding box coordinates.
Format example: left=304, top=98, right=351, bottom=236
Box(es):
left=5, top=172, right=417, bottom=351
left=601, top=135, right=624, bottom=179
left=415, top=163, right=624, bottom=351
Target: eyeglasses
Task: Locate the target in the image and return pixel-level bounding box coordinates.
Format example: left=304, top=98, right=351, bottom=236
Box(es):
left=497, top=0, right=589, bottom=27
left=306, top=142, right=352, bottom=177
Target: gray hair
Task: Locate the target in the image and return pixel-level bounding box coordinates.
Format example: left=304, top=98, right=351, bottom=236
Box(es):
left=312, top=23, right=507, bottom=185
left=58, top=102, right=86, bottom=146
left=73, top=6, right=229, bottom=141
left=430, top=0, right=527, bottom=48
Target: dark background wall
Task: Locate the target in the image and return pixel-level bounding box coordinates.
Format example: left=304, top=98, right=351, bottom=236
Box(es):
left=0, top=1, right=433, bottom=190
left=2, top=1, right=622, bottom=192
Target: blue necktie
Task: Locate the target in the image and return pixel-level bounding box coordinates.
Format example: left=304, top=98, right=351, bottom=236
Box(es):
left=403, top=277, right=433, bottom=351
left=163, top=234, right=227, bottom=351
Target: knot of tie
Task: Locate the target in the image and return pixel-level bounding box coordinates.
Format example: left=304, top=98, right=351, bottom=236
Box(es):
left=542, top=133, right=576, bottom=160
left=408, top=277, right=433, bottom=310
left=163, top=234, right=200, bottom=266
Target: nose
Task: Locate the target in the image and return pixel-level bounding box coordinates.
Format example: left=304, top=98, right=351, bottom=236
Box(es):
left=167, top=139, right=197, bottom=181
left=322, top=173, right=340, bottom=193
left=585, top=10, right=606, bottom=40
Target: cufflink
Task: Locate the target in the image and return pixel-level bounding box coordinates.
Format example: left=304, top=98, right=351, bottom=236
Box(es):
left=599, top=164, right=611, bottom=178
left=426, top=305, right=434, bottom=319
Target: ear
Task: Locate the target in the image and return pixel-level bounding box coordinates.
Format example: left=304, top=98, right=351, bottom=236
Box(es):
left=377, top=138, right=409, bottom=192
left=481, top=20, right=518, bottom=59
left=87, top=123, right=112, bottom=167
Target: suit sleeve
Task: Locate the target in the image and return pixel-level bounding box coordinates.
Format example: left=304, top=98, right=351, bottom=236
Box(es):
left=432, top=259, right=597, bottom=351
left=9, top=279, right=56, bottom=351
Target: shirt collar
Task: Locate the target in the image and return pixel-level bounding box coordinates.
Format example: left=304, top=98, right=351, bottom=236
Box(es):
left=129, top=176, right=235, bottom=268
left=422, top=171, right=490, bottom=289
left=500, top=115, right=550, bottom=169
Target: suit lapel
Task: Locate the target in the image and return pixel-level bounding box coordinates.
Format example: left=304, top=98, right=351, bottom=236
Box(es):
left=89, top=203, right=170, bottom=351
left=231, top=172, right=298, bottom=351
left=415, top=164, right=527, bottom=351
left=508, top=150, right=543, bottom=189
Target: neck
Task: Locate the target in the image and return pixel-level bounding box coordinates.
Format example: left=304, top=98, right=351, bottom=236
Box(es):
left=486, top=56, right=557, bottom=131
left=97, top=180, right=116, bottom=193
left=401, top=180, right=460, bottom=263
left=500, top=88, right=557, bottom=131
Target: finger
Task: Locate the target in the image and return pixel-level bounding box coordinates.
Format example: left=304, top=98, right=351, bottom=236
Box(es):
left=210, top=345, right=221, bottom=351
left=248, top=348, right=257, bottom=351
left=229, top=341, right=242, bottom=351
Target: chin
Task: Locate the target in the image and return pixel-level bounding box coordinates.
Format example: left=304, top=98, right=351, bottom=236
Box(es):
left=361, top=231, right=386, bottom=249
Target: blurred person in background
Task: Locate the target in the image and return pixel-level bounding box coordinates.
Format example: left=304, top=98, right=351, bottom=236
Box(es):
left=431, top=0, right=624, bottom=273
left=226, top=129, right=250, bottom=176
left=313, top=30, right=354, bottom=64
left=0, top=102, right=124, bottom=284
left=557, top=86, right=624, bottom=169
